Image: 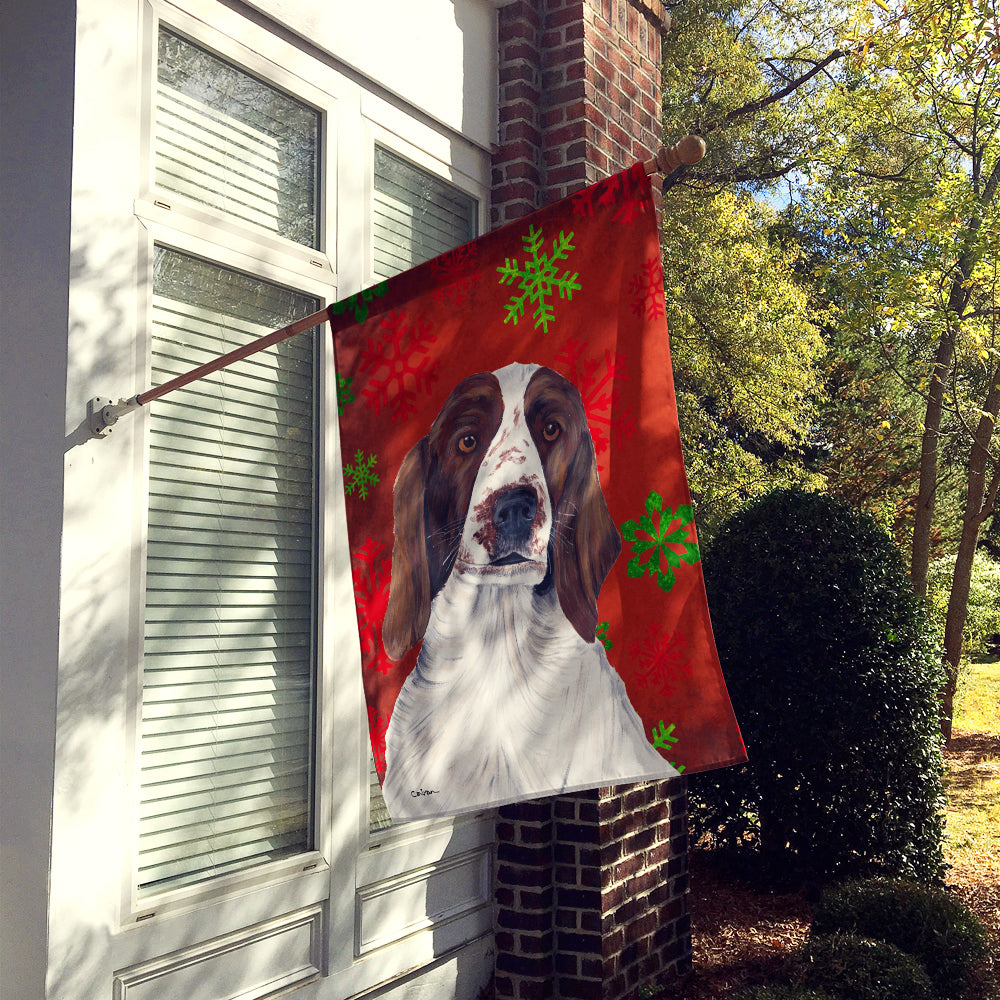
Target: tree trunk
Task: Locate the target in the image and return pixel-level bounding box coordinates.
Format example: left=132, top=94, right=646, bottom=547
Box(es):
left=941, top=380, right=1000, bottom=740
left=910, top=160, right=1000, bottom=596
left=910, top=330, right=956, bottom=598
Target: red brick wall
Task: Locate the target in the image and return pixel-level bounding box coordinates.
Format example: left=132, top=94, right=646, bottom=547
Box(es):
left=492, top=0, right=668, bottom=226
left=490, top=6, right=690, bottom=997
left=494, top=781, right=691, bottom=1000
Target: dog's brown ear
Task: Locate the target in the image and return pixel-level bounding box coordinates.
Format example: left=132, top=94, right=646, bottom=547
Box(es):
left=382, top=439, right=432, bottom=660
left=554, top=445, right=622, bottom=643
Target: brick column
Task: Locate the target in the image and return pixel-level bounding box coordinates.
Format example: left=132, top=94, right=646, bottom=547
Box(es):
left=491, top=3, right=691, bottom=998
left=495, top=799, right=556, bottom=999
left=492, top=0, right=668, bottom=227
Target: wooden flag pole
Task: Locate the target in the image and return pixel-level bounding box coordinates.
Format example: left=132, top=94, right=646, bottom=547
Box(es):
left=88, top=138, right=705, bottom=437
left=87, top=305, right=333, bottom=437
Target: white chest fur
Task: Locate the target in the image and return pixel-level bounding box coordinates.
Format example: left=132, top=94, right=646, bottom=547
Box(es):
left=381, top=573, right=675, bottom=819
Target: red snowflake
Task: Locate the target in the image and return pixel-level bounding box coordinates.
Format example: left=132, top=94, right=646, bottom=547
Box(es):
left=367, top=705, right=389, bottom=779
left=631, top=255, right=665, bottom=320
left=432, top=243, right=480, bottom=308
left=553, top=339, right=635, bottom=465
left=573, top=169, right=647, bottom=224
left=359, top=310, right=438, bottom=421
left=611, top=195, right=648, bottom=225
left=627, top=624, right=693, bottom=698
left=352, top=538, right=394, bottom=676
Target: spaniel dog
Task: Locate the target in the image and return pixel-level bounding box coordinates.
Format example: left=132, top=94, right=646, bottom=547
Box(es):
left=380, top=362, right=675, bottom=819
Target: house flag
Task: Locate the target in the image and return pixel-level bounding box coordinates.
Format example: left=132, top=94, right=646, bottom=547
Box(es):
left=332, top=163, right=745, bottom=822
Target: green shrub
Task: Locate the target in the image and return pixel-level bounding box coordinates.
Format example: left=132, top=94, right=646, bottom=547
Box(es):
left=790, top=933, right=934, bottom=1000
left=811, top=878, right=988, bottom=999
left=692, top=489, right=947, bottom=882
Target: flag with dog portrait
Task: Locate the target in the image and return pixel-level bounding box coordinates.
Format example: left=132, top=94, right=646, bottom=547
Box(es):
left=332, top=163, right=745, bottom=822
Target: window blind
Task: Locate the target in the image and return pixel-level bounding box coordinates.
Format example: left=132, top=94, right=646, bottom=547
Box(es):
left=138, top=248, right=319, bottom=895
left=156, top=28, right=320, bottom=248
left=372, top=146, right=477, bottom=280
left=368, top=147, right=477, bottom=832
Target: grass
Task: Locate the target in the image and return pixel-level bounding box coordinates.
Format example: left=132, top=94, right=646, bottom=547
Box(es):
left=941, top=659, right=1000, bottom=999
left=946, top=660, right=1000, bottom=868
left=956, top=658, right=1000, bottom=733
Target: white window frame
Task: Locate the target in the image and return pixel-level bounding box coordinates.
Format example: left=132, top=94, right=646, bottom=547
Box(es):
left=111, top=0, right=496, bottom=991
left=123, top=0, right=341, bottom=932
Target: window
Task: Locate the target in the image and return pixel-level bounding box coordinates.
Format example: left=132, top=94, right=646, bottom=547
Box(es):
left=367, top=146, right=478, bottom=833
left=57, top=0, right=497, bottom=991
left=155, top=28, right=320, bottom=247
left=139, top=248, right=319, bottom=895
left=136, top=27, right=323, bottom=897
left=372, top=145, right=477, bottom=279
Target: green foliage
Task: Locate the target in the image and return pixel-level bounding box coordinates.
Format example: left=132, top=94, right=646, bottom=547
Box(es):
left=790, top=934, right=934, bottom=1000
left=664, top=189, right=827, bottom=537
left=655, top=0, right=842, bottom=540
left=926, top=551, right=1000, bottom=658
left=661, top=0, right=850, bottom=193
left=692, top=489, right=947, bottom=882
left=658, top=0, right=1000, bottom=744
left=811, top=878, right=988, bottom=999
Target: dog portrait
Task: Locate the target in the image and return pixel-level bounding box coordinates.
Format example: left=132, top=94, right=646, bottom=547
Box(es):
left=380, top=361, right=676, bottom=819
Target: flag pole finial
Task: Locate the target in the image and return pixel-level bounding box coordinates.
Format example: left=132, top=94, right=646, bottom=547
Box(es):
left=643, top=135, right=706, bottom=176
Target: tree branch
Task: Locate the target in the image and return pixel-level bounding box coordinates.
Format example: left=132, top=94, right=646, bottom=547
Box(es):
left=700, top=49, right=848, bottom=134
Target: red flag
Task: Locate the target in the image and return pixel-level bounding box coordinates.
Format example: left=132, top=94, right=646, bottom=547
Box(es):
left=333, top=164, right=745, bottom=821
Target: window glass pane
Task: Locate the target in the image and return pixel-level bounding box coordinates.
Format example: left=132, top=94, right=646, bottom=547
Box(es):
left=372, top=146, right=477, bottom=279
left=369, top=149, right=478, bottom=832
left=139, top=246, right=318, bottom=895
left=156, top=28, right=320, bottom=248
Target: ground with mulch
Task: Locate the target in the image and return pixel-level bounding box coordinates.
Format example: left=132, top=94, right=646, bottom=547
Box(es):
left=668, top=732, right=1000, bottom=1000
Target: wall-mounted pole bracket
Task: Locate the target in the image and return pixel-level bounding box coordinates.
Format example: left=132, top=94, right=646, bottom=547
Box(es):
left=87, top=395, right=141, bottom=438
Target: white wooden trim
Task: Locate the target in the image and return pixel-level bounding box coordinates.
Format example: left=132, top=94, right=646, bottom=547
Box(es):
left=49, top=0, right=497, bottom=995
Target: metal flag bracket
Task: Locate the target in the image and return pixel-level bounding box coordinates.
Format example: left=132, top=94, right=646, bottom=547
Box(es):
left=88, top=395, right=141, bottom=437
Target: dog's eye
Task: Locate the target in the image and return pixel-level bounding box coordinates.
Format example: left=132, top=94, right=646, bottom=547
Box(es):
left=457, top=434, right=478, bottom=454
left=542, top=421, right=561, bottom=443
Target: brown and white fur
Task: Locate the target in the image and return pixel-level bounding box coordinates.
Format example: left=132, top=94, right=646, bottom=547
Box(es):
left=380, top=362, right=674, bottom=819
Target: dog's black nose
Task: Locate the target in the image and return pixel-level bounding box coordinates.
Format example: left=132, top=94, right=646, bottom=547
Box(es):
left=493, top=486, right=537, bottom=540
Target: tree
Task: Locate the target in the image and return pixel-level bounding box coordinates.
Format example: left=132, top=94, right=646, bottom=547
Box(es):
left=659, top=0, right=999, bottom=736
left=800, top=0, right=1000, bottom=736
left=661, top=0, right=854, bottom=195
left=658, top=1, right=843, bottom=534
left=661, top=188, right=825, bottom=535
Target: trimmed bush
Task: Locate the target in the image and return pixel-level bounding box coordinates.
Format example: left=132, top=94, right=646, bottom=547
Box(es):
left=692, top=489, right=947, bottom=882
left=791, top=933, right=934, bottom=1000
left=812, top=878, right=988, bottom=999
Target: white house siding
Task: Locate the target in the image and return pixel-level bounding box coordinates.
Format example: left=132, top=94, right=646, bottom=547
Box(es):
left=0, top=1, right=500, bottom=997
left=243, top=0, right=498, bottom=153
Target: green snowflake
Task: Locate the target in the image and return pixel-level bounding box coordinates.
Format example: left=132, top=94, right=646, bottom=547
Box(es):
left=596, top=621, right=613, bottom=651
left=650, top=721, right=686, bottom=772
left=330, top=280, right=389, bottom=323
left=497, top=224, right=581, bottom=333
left=621, top=490, right=701, bottom=593
left=337, top=374, right=355, bottom=415
left=344, top=449, right=379, bottom=500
